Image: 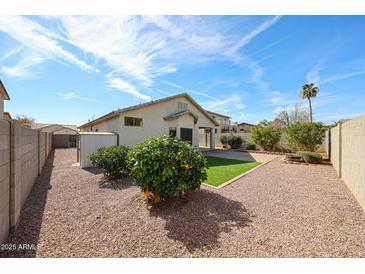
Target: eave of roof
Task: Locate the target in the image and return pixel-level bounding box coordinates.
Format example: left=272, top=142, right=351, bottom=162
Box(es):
left=78, top=93, right=219, bottom=128
left=0, top=80, right=10, bottom=100
left=205, top=110, right=231, bottom=119
left=164, top=110, right=199, bottom=124
left=237, top=122, right=255, bottom=126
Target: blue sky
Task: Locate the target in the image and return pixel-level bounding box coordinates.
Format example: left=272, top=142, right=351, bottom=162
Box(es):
left=0, top=15, right=364, bottom=125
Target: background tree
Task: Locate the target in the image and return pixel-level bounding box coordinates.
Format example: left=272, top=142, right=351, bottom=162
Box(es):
left=276, top=104, right=310, bottom=128
left=300, top=83, right=319, bottom=122
left=15, top=114, right=35, bottom=127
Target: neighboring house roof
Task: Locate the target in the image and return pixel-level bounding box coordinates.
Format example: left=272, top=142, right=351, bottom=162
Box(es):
left=79, top=93, right=219, bottom=128
left=164, top=110, right=199, bottom=124
left=36, top=123, right=78, bottom=131
left=3, top=112, right=12, bottom=120
left=0, top=80, right=10, bottom=100
left=237, top=122, right=255, bottom=127
left=37, top=123, right=78, bottom=133
left=205, top=110, right=231, bottom=119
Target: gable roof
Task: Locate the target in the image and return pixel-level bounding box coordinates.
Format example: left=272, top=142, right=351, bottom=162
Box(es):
left=205, top=110, right=231, bottom=119
left=164, top=110, right=199, bottom=124
left=79, top=93, right=219, bottom=128
left=37, top=124, right=78, bottom=133
left=36, top=123, right=77, bottom=131
left=0, top=80, right=10, bottom=100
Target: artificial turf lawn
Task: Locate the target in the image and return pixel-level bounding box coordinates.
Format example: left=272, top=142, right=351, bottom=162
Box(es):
left=205, top=156, right=261, bottom=187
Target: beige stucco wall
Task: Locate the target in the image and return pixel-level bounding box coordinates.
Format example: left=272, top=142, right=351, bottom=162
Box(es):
left=0, top=120, right=10, bottom=243
left=80, top=96, right=217, bottom=148
left=330, top=115, right=365, bottom=211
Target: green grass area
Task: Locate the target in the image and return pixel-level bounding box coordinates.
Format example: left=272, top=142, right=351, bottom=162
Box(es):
left=205, top=156, right=260, bottom=187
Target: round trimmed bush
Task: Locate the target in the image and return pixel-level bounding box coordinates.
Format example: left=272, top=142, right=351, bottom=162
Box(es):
left=89, top=146, right=130, bottom=178
left=220, top=135, right=229, bottom=147
left=127, top=135, right=207, bottom=199
left=297, top=151, right=322, bottom=164
left=245, top=141, right=256, bottom=150
left=227, top=135, right=244, bottom=149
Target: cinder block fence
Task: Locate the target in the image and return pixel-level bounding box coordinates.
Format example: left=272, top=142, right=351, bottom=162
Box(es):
left=329, top=114, right=365, bottom=211
left=0, top=120, right=52, bottom=243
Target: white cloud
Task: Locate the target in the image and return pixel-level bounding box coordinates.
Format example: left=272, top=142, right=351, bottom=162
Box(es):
left=0, top=16, right=97, bottom=75
left=107, top=77, right=151, bottom=101
left=306, top=61, right=325, bottom=84
left=320, top=70, right=365, bottom=84
left=0, top=45, right=24, bottom=62
left=161, top=80, right=220, bottom=101
left=202, top=94, right=245, bottom=115
left=226, top=16, right=282, bottom=56
left=57, top=92, right=102, bottom=103
left=1, top=51, right=45, bottom=79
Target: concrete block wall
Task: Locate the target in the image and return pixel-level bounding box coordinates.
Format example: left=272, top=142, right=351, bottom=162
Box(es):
left=0, top=120, right=10, bottom=243
left=330, top=114, right=365, bottom=211
left=0, top=120, right=53, bottom=243
left=331, top=125, right=340, bottom=175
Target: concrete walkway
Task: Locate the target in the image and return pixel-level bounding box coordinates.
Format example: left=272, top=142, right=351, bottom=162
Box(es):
left=203, top=149, right=278, bottom=163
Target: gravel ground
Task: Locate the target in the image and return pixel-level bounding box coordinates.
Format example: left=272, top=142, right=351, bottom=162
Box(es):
left=1, top=148, right=364, bottom=258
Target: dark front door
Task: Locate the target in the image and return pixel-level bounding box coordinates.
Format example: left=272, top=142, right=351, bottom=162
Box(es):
left=180, top=128, right=193, bottom=145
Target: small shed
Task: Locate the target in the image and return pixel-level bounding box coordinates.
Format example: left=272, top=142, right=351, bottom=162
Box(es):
left=77, top=132, right=118, bottom=168
left=37, top=124, right=78, bottom=148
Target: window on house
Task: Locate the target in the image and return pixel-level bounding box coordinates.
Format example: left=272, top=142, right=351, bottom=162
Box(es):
left=169, top=127, right=177, bottom=137
left=215, top=128, right=217, bottom=134
left=124, top=116, right=143, bottom=126
left=178, top=102, right=188, bottom=110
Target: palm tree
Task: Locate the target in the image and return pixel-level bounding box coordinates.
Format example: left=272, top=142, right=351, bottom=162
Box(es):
left=300, top=83, right=319, bottom=122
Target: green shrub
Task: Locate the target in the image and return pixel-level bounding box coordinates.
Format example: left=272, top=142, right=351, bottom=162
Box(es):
left=220, top=135, right=229, bottom=146
left=127, top=135, right=207, bottom=199
left=245, top=141, right=256, bottom=150
left=220, top=135, right=243, bottom=149
left=251, top=124, right=281, bottom=151
left=89, top=146, right=130, bottom=178
left=286, top=122, right=325, bottom=151
left=227, top=135, right=244, bottom=149
left=297, top=151, right=322, bottom=164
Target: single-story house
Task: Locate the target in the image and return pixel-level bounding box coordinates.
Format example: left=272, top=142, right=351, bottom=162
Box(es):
left=78, top=93, right=219, bottom=149
left=36, top=123, right=78, bottom=148
left=0, top=80, right=10, bottom=120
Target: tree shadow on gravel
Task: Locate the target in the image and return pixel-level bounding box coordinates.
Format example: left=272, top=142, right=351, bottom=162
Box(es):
left=0, top=150, right=55, bottom=258
left=149, top=189, right=252, bottom=252
left=98, top=176, right=134, bottom=190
